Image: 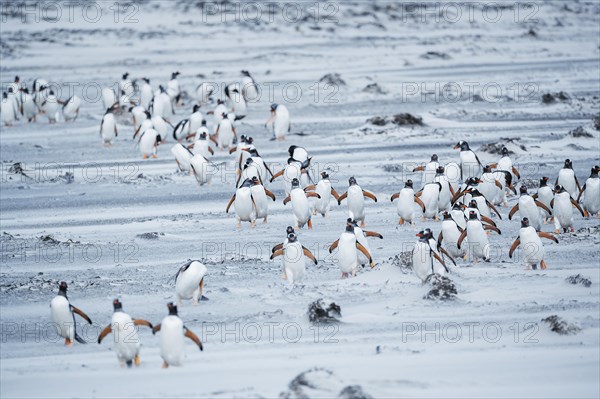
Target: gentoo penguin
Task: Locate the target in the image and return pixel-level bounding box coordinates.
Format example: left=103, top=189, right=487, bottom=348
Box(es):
left=490, top=147, right=520, bottom=182
left=266, top=103, right=290, bottom=140
left=556, top=159, right=581, bottom=200
left=434, top=166, right=454, bottom=212
left=271, top=226, right=296, bottom=257
left=287, top=145, right=312, bottom=185
left=190, top=153, right=213, bottom=186
left=237, top=158, right=263, bottom=188
left=1, top=92, right=16, bottom=126
left=19, top=88, right=37, bottom=122
left=102, top=87, right=118, bottom=111
left=250, top=176, right=276, bottom=223
left=391, top=180, right=425, bottom=225
left=173, top=260, right=208, bottom=306
left=492, top=169, right=516, bottom=206
left=50, top=282, right=92, bottom=346
left=467, top=190, right=502, bottom=221
left=478, top=165, right=503, bottom=204
left=152, top=303, right=203, bottom=368
left=195, top=82, right=214, bottom=105
left=457, top=211, right=501, bottom=262
left=226, top=178, right=258, bottom=228
left=551, top=185, right=585, bottom=233
left=413, top=154, right=439, bottom=186
left=5, top=88, right=20, bottom=123
left=150, top=86, right=173, bottom=119
left=444, top=161, right=462, bottom=194
left=130, top=105, right=148, bottom=132
left=9, top=76, right=21, bottom=109
left=577, top=166, right=600, bottom=217
left=191, top=130, right=214, bottom=159
left=133, top=111, right=153, bottom=140
left=337, top=177, right=378, bottom=226
left=508, top=185, right=553, bottom=231
left=171, top=143, right=194, bottom=173
left=100, top=108, right=118, bottom=147
left=62, top=95, right=82, bottom=122
left=416, top=182, right=442, bottom=221
left=41, top=90, right=62, bottom=123
left=119, top=72, right=134, bottom=99
left=167, top=72, right=181, bottom=105
left=151, top=115, right=172, bottom=142
left=138, top=78, right=153, bottom=110
left=138, top=128, right=162, bottom=159
left=349, top=218, right=383, bottom=267
left=242, top=148, right=273, bottom=187
left=211, top=99, right=227, bottom=125
left=451, top=177, right=483, bottom=206
left=437, top=212, right=466, bottom=260
left=509, top=218, right=558, bottom=270
left=241, top=70, right=259, bottom=102
left=270, top=232, right=317, bottom=285
left=214, top=113, right=236, bottom=150
left=283, top=178, right=320, bottom=229
left=97, top=299, right=153, bottom=367
left=271, top=159, right=304, bottom=196
left=329, top=221, right=374, bottom=278
left=450, top=202, right=468, bottom=230
left=314, top=171, right=340, bottom=217
left=534, top=177, right=554, bottom=222
left=464, top=199, right=499, bottom=229
left=230, top=135, right=252, bottom=174
left=225, top=83, right=247, bottom=118
left=172, top=119, right=191, bottom=142
left=32, top=78, right=49, bottom=108
left=188, top=105, right=204, bottom=139
left=412, top=229, right=448, bottom=283
left=453, top=141, right=482, bottom=181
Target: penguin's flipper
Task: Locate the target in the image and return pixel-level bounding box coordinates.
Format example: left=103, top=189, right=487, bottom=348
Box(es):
left=271, top=243, right=284, bottom=254
left=508, top=204, right=519, bottom=220
left=184, top=327, right=203, bottom=351
left=337, top=192, right=348, bottom=205
left=451, top=188, right=468, bottom=204
left=264, top=189, right=276, bottom=201
left=448, top=183, right=456, bottom=196
left=133, top=319, right=154, bottom=329
left=209, top=134, right=218, bottom=145
left=364, top=231, right=383, bottom=239
left=534, top=200, right=552, bottom=216
left=574, top=175, right=582, bottom=192
left=306, top=192, right=321, bottom=199
left=225, top=194, right=236, bottom=213
left=356, top=242, right=374, bottom=268
left=71, top=306, right=92, bottom=324
left=208, top=146, right=214, bottom=156
left=456, top=230, right=468, bottom=250
left=97, top=325, right=112, bottom=344
left=437, top=231, right=443, bottom=247
left=270, top=248, right=284, bottom=260
left=494, top=180, right=503, bottom=189
left=480, top=215, right=497, bottom=228
left=430, top=250, right=447, bottom=270
left=414, top=196, right=426, bottom=213
left=483, top=224, right=501, bottom=235
left=328, top=239, right=340, bottom=254
left=74, top=332, right=87, bottom=344
left=570, top=198, right=585, bottom=217
left=439, top=247, right=457, bottom=267
left=413, top=165, right=425, bottom=172
left=390, top=192, right=400, bottom=202
left=270, top=169, right=285, bottom=182
left=303, top=184, right=317, bottom=192
left=363, top=190, right=378, bottom=202
left=151, top=324, right=161, bottom=335
left=488, top=163, right=498, bottom=169
left=577, top=184, right=586, bottom=202
left=509, top=238, right=521, bottom=258
left=283, top=195, right=292, bottom=205
left=331, top=188, right=340, bottom=201
left=512, top=166, right=520, bottom=179
left=538, top=231, right=559, bottom=243
left=486, top=200, right=502, bottom=219
left=302, top=246, right=318, bottom=265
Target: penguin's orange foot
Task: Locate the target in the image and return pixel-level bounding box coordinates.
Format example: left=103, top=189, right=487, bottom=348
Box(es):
left=236, top=222, right=242, bottom=229
left=308, top=219, right=313, bottom=229
left=540, top=260, right=548, bottom=270
left=434, top=215, right=439, bottom=221
left=555, top=229, right=560, bottom=234
left=282, top=271, right=288, bottom=280
left=486, top=231, right=491, bottom=236
left=152, top=155, right=158, bottom=159
left=421, top=216, right=426, bottom=222
left=135, top=355, right=140, bottom=366
left=162, top=361, right=169, bottom=369
left=143, top=155, right=149, bottom=159
left=65, top=338, right=73, bottom=347
left=570, top=227, right=574, bottom=233
left=398, top=218, right=404, bottom=225
left=251, top=221, right=256, bottom=228
left=360, top=220, right=365, bottom=228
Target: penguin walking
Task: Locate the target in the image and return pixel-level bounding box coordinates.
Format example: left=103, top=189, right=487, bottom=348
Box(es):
left=167, top=72, right=181, bottom=106
left=416, top=182, right=442, bottom=221
left=492, top=170, right=517, bottom=206
left=283, top=178, right=321, bottom=229
left=120, top=72, right=134, bottom=99
left=412, top=229, right=448, bottom=283
left=237, top=158, right=263, bottom=188
left=314, top=172, right=340, bottom=217
left=508, top=186, right=553, bottom=230
left=457, top=211, right=501, bottom=262
left=210, top=99, right=227, bottom=126
left=100, top=108, right=118, bottom=147
left=102, top=87, right=118, bottom=111
left=138, top=78, right=153, bottom=110
left=489, top=147, right=520, bottom=183
left=467, top=190, right=502, bottom=221
left=171, top=143, right=194, bottom=173
left=225, top=83, right=247, bottom=118
left=133, top=112, right=153, bottom=140
left=438, top=212, right=466, bottom=260
left=453, top=141, right=482, bottom=181
left=62, top=95, right=82, bottom=122
left=188, top=105, right=204, bottom=138
left=556, top=159, right=581, bottom=200
left=329, top=221, right=374, bottom=278
left=173, top=260, right=208, bottom=306
left=464, top=199, right=499, bottom=229
left=534, top=177, right=554, bottom=222
left=434, top=166, right=454, bottom=212
left=271, top=232, right=317, bottom=285
left=152, top=303, right=203, bottom=368
left=191, top=130, right=214, bottom=159
left=1, top=92, right=17, bottom=126
left=214, top=113, right=237, bottom=150
left=242, top=148, right=273, bottom=187
left=450, top=203, right=468, bottom=230
left=250, top=176, right=276, bottom=223
left=130, top=105, right=148, bottom=132
left=50, top=282, right=92, bottom=346
left=349, top=218, right=383, bottom=267
left=551, top=185, right=585, bottom=233
left=138, top=128, right=162, bottom=159
left=172, top=119, right=191, bottom=142
left=241, top=70, right=258, bottom=102
left=478, top=165, right=504, bottom=204
left=271, top=226, right=296, bottom=260
left=150, top=86, right=174, bottom=120
left=413, top=154, right=439, bottom=186
left=19, top=88, right=38, bottom=122
left=266, top=103, right=290, bottom=140
left=509, top=218, right=559, bottom=270
left=337, top=177, right=378, bottom=227
left=97, top=299, right=153, bottom=367
left=391, top=180, right=425, bottom=225
left=190, top=154, right=213, bottom=186
left=41, top=90, right=63, bottom=123
left=451, top=177, right=483, bottom=206
left=226, top=178, right=258, bottom=228
left=32, top=79, right=49, bottom=109
left=151, top=115, right=173, bottom=142
left=286, top=145, right=312, bottom=186
left=577, top=166, right=600, bottom=217
left=271, top=160, right=303, bottom=196
left=444, top=161, right=462, bottom=194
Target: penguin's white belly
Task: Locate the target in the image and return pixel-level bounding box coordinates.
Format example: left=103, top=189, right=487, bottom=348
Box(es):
left=474, top=196, right=492, bottom=219
left=274, top=112, right=289, bottom=138
left=239, top=166, right=261, bottom=187
left=538, top=187, right=553, bottom=216
left=139, top=130, right=158, bottom=156
left=63, top=96, right=81, bottom=120
left=354, top=229, right=371, bottom=265
left=412, top=242, right=434, bottom=282
left=451, top=210, right=467, bottom=230
left=441, top=223, right=464, bottom=258
left=218, top=125, right=234, bottom=148
left=22, top=97, right=36, bottom=119
left=193, top=141, right=211, bottom=159
left=189, top=114, right=204, bottom=134
left=44, top=101, right=59, bottom=120
left=160, top=317, right=185, bottom=366
left=467, top=222, right=489, bottom=259
left=519, top=227, right=544, bottom=265
left=235, top=188, right=255, bottom=222
left=519, top=196, right=541, bottom=230
left=558, top=170, right=577, bottom=199
left=101, top=116, right=116, bottom=142
left=436, top=179, right=451, bottom=211
left=315, top=181, right=331, bottom=215
left=347, top=186, right=365, bottom=221
left=1, top=100, right=15, bottom=124
left=460, top=152, right=480, bottom=180
left=171, top=144, right=193, bottom=172
left=338, top=235, right=358, bottom=274
left=176, top=262, right=207, bottom=300
left=283, top=242, right=305, bottom=283
left=583, top=179, right=600, bottom=214
left=283, top=165, right=301, bottom=195
left=554, top=194, right=573, bottom=229
left=151, top=117, right=169, bottom=139
left=497, top=157, right=512, bottom=174
left=50, top=296, right=74, bottom=340
left=291, top=189, right=311, bottom=226
left=444, top=162, right=461, bottom=192
left=190, top=155, right=211, bottom=185
left=397, top=189, right=417, bottom=221
left=423, top=163, right=438, bottom=185
left=112, top=312, right=140, bottom=362
left=102, top=88, right=116, bottom=109
left=421, top=185, right=439, bottom=218
left=492, top=172, right=508, bottom=205
left=140, top=86, right=153, bottom=109
left=479, top=174, right=498, bottom=203
left=251, top=185, right=269, bottom=218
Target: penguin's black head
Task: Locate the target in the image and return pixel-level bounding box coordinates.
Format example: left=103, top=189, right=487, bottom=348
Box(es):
left=240, top=134, right=247, bottom=143
left=442, top=211, right=452, bottom=220
left=248, top=148, right=259, bottom=157
left=468, top=199, right=478, bottom=209
left=501, top=147, right=509, bottom=156
left=143, top=77, right=150, bottom=84
left=287, top=233, right=297, bottom=243
left=590, top=166, right=599, bottom=178
left=241, top=70, right=250, bottom=77
left=405, top=180, right=413, bottom=188
left=291, top=178, right=300, bottom=188
left=201, top=119, right=207, bottom=126
left=423, top=228, right=433, bottom=239
left=416, top=230, right=424, bottom=238
left=105, top=108, right=113, bottom=114
left=436, top=166, right=445, bottom=174
left=348, top=176, right=357, bottom=186
left=244, top=158, right=254, bottom=167
left=519, top=185, right=528, bottom=195
left=7, top=87, right=14, bottom=94
left=431, top=154, right=438, bottom=162
left=167, top=302, right=178, bottom=316
left=217, top=99, right=224, bottom=105
left=58, top=281, right=68, bottom=296
left=144, top=110, right=151, bottom=119
left=199, top=132, right=207, bottom=140
left=287, top=145, right=297, bottom=157
left=347, top=218, right=358, bottom=227
left=468, top=210, right=478, bottom=220
left=345, top=223, right=355, bottom=233
left=240, top=178, right=253, bottom=188
left=563, top=159, right=572, bottom=169
left=14, top=76, right=19, bottom=82
left=454, top=141, right=469, bottom=151
left=171, top=72, right=180, bottom=79
left=470, top=189, right=482, bottom=197
left=466, top=177, right=482, bottom=186
left=321, top=171, right=329, bottom=179
left=453, top=202, right=466, bottom=211
left=221, top=112, right=227, bottom=119
left=22, top=87, right=29, bottom=94
left=521, top=217, right=530, bottom=228
left=251, top=176, right=260, bottom=185
left=539, top=176, right=549, bottom=187
left=483, top=164, right=492, bottom=173
left=270, top=103, right=278, bottom=112
left=113, top=299, right=123, bottom=312
left=193, top=104, right=200, bottom=113
left=286, top=226, right=294, bottom=235
left=122, top=73, right=129, bottom=79
left=159, top=85, right=166, bottom=93
left=156, top=134, right=162, bottom=144
left=247, top=137, right=254, bottom=145
left=554, top=184, right=565, bottom=194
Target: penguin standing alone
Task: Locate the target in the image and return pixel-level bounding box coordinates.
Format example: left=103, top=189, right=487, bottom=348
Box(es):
left=577, top=166, right=600, bottom=217
left=453, top=141, right=482, bottom=181
left=337, top=177, right=378, bottom=227
left=270, top=232, right=317, bottom=285
left=509, top=218, right=558, bottom=270
left=391, top=180, right=425, bottom=225
left=152, top=303, right=203, bottom=368
left=50, top=282, right=92, bottom=346
left=173, top=260, right=209, bottom=306
left=329, top=221, right=374, bottom=278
